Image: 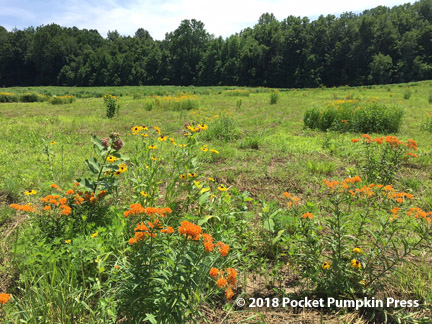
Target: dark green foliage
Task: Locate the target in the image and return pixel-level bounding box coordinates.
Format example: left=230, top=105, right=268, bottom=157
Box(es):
left=304, top=100, right=404, bottom=133
left=2, top=1, right=432, bottom=87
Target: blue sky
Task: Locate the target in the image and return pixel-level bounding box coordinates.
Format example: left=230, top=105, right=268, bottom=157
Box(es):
left=0, top=0, right=415, bottom=40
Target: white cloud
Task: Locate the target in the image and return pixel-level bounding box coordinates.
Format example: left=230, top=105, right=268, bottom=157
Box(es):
left=3, top=0, right=415, bottom=39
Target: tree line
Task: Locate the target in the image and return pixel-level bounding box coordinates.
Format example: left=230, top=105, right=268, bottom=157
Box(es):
left=1, top=0, right=432, bottom=88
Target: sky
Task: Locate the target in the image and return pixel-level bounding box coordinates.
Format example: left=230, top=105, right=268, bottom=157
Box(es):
left=0, top=0, right=415, bottom=40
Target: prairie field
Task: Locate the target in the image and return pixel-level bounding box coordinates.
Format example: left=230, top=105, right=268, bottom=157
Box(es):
left=1, top=82, right=432, bottom=323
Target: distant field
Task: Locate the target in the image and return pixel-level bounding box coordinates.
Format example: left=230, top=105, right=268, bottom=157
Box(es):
left=1, top=82, right=432, bottom=323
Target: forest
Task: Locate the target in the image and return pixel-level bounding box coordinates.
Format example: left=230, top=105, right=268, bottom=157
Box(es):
left=1, top=0, right=432, bottom=88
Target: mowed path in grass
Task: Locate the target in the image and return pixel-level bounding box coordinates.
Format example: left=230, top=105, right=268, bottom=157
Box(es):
left=1, top=82, right=432, bottom=217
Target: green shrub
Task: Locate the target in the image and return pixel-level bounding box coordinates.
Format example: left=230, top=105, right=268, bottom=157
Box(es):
left=202, top=115, right=241, bottom=142
left=270, top=91, right=280, bottom=105
left=403, top=89, right=412, bottom=100
left=50, top=95, right=75, bottom=105
left=223, top=89, right=250, bottom=97
left=0, top=92, right=19, bottom=102
left=20, top=93, right=40, bottom=103
left=423, top=111, right=432, bottom=132
left=303, top=99, right=403, bottom=133
left=104, top=94, right=120, bottom=118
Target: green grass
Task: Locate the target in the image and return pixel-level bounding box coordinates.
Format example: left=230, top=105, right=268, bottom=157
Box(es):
left=1, top=81, right=432, bottom=322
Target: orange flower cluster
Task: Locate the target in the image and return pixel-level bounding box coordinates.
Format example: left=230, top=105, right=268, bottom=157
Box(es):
left=302, top=212, right=314, bottom=219
left=202, top=233, right=215, bottom=252
left=124, top=204, right=172, bottom=218
left=129, top=220, right=175, bottom=245
left=40, top=194, right=72, bottom=215
left=283, top=192, right=301, bottom=207
left=216, top=241, right=230, bottom=256
left=178, top=220, right=202, bottom=240
left=352, top=135, right=418, bottom=152
left=407, top=208, right=432, bottom=223
left=0, top=293, right=11, bottom=304
left=210, top=267, right=237, bottom=299
left=382, top=185, right=413, bottom=202
left=323, top=176, right=362, bottom=192
left=9, top=203, right=36, bottom=213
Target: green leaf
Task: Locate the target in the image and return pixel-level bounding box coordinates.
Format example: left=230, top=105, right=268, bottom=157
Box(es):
left=197, top=215, right=220, bottom=226
left=272, top=230, right=285, bottom=244
left=198, top=192, right=211, bottom=205
left=144, top=314, right=157, bottom=324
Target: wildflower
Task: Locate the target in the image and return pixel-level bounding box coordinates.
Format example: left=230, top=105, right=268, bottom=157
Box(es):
left=140, top=191, right=148, bottom=197
left=201, top=147, right=208, bottom=152
left=44, top=205, right=51, bottom=211
left=60, top=205, right=71, bottom=215
left=148, top=145, right=157, bottom=150
left=51, top=184, right=62, bottom=191
left=65, top=189, right=74, bottom=195
left=112, top=138, right=124, bottom=150
left=101, top=137, right=110, bottom=147
left=0, top=293, right=12, bottom=304
left=106, top=155, right=117, bottom=163
left=132, top=126, right=141, bottom=134
left=142, top=133, right=149, bottom=137
left=217, top=184, right=227, bottom=192
left=351, top=259, right=362, bottom=269
left=210, top=149, right=219, bottom=154
left=322, top=262, right=331, bottom=270
left=91, top=232, right=98, bottom=238
left=225, top=287, right=234, bottom=300
left=179, top=174, right=187, bottom=180
left=226, top=268, right=237, bottom=286
left=202, top=233, right=214, bottom=252
left=352, top=247, right=363, bottom=254
left=302, top=212, right=314, bottom=219
left=65, top=239, right=71, bottom=244
left=188, top=173, right=197, bottom=178
left=407, top=152, right=418, bottom=158
left=208, top=177, right=215, bottom=182
left=178, top=220, right=202, bottom=240
left=118, top=164, right=128, bottom=173
left=216, top=241, right=230, bottom=256
left=154, top=126, right=161, bottom=135
left=158, top=135, right=167, bottom=142
left=161, top=226, right=174, bottom=234
left=216, top=277, right=228, bottom=288
left=209, top=267, right=219, bottom=278
left=351, top=138, right=360, bottom=143
left=50, top=141, right=57, bottom=145
left=198, top=123, right=208, bottom=130
left=24, top=189, right=37, bottom=195
left=179, top=144, right=187, bottom=148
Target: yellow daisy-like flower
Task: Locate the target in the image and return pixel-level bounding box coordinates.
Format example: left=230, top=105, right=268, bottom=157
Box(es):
left=208, top=177, right=215, bottom=182
left=24, top=189, right=37, bottom=195
left=217, top=184, right=227, bottom=191
left=142, top=133, right=149, bottom=137
left=140, top=191, right=148, bottom=197
left=198, top=123, right=208, bottom=130
left=210, top=149, right=219, bottom=154
left=158, top=135, right=167, bottom=142
left=106, top=155, right=117, bottom=163
left=201, top=147, right=208, bottom=152
left=91, top=232, right=98, bottom=238
left=188, top=172, right=197, bottom=178
left=118, top=163, right=128, bottom=173
left=141, top=126, right=148, bottom=131
left=131, top=126, right=141, bottom=134
left=105, top=170, right=113, bottom=176
left=114, top=170, right=122, bottom=176
left=352, top=247, right=363, bottom=254
left=179, top=144, right=187, bottom=148
left=65, top=239, right=71, bottom=244
left=148, top=145, right=157, bottom=150
left=151, top=156, right=158, bottom=161
left=154, top=126, right=161, bottom=135
left=169, top=137, right=177, bottom=145
left=351, top=259, right=362, bottom=269
left=50, top=141, right=57, bottom=145
left=180, top=174, right=187, bottom=180
left=322, top=262, right=331, bottom=270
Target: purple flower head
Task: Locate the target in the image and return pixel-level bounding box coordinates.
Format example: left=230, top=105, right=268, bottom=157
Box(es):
left=101, top=137, right=110, bottom=148
left=112, top=138, right=124, bottom=151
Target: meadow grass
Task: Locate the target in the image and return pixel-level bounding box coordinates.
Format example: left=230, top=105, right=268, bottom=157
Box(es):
left=1, top=81, right=432, bottom=322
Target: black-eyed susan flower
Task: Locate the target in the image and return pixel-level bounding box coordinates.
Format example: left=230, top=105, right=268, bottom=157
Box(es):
left=114, top=170, right=122, bottom=176
left=179, top=144, right=187, bottom=148
left=158, top=135, right=167, bottom=142
left=154, top=126, right=161, bottom=135
left=50, top=141, right=57, bottom=145
left=188, top=173, right=197, bottom=178
left=142, top=133, right=149, bottom=137
left=118, top=164, right=128, bottom=173
left=322, top=262, right=331, bottom=270
left=131, top=126, right=141, bottom=134
left=140, top=191, right=148, bottom=197
left=210, top=149, right=219, bottom=154
left=352, top=247, right=363, bottom=254
left=151, top=156, right=158, bottom=161
left=198, top=123, right=208, bottom=130
left=208, top=177, right=215, bottom=182
left=180, top=174, right=187, bottom=180
left=106, top=155, right=117, bottom=163
left=351, top=259, right=362, bottom=269
left=24, top=189, right=37, bottom=195
left=201, top=147, right=208, bottom=152
left=91, top=232, right=98, bottom=238
left=217, top=184, right=227, bottom=191
left=65, top=239, right=71, bottom=244
left=142, top=126, right=148, bottom=131
left=148, top=145, right=157, bottom=150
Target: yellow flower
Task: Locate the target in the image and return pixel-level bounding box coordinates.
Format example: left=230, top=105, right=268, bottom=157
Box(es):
left=154, top=126, right=161, bottom=135
left=91, top=232, right=98, bottom=238
left=198, top=123, right=208, bottom=130
left=188, top=172, right=197, bottom=178
left=322, top=262, right=331, bottom=270
left=208, top=177, right=215, bottom=182
left=131, top=126, right=141, bottom=134
left=158, top=135, right=167, bottom=142
left=180, top=174, right=187, bottom=180
left=148, top=145, right=157, bottom=150
left=351, top=259, right=362, bottom=269
left=179, top=144, right=187, bottom=148
left=210, top=149, right=219, bottom=154
left=151, top=156, right=158, bottom=161
left=217, top=184, right=227, bottom=191
left=65, top=239, right=71, bottom=244
left=24, top=189, right=37, bottom=195
left=50, top=141, right=57, bottom=145
left=106, top=155, right=117, bottom=163
left=201, top=147, right=208, bottom=152
left=114, top=170, right=122, bottom=176
left=142, top=133, right=149, bottom=137
left=352, top=247, right=363, bottom=254
left=140, top=191, right=148, bottom=197
left=118, top=163, right=128, bottom=173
